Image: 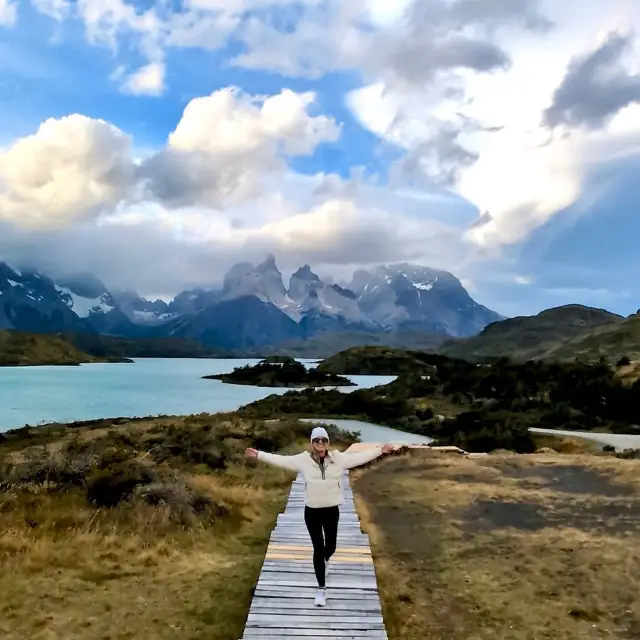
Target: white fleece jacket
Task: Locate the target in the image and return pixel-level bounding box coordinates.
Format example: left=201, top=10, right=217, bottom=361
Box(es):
left=257, top=447, right=383, bottom=508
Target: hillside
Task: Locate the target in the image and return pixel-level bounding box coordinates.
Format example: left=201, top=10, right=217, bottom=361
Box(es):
left=438, top=305, right=623, bottom=362
left=252, top=330, right=447, bottom=358
left=242, top=349, right=640, bottom=452
left=0, top=330, right=120, bottom=366
left=553, top=312, right=640, bottom=362
left=64, top=333, right=233, bottom=359
left=317, top=345, right=439, bottom=375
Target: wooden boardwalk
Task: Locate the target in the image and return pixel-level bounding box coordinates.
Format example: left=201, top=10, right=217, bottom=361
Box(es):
left=240, top=471, right=388, bottom=639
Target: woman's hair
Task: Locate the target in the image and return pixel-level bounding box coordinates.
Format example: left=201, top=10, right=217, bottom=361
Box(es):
left=310, top=444, right=334, bottom=464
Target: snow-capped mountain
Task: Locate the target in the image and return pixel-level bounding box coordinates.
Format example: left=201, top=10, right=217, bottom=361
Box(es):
left=111, top=289, right=174, bottom=326
left=0, top=263, right=154, bottom=336
left=349, top=263, right=501, bottom=336
left=0, top=262, right=93, bottom=334
left=221, top=254, right=293, bottom=311
left=0, top=256, right=503, bottom=349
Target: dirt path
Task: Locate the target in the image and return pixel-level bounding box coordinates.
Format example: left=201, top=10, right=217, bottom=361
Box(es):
left=531, top=427, right=640, bottom=451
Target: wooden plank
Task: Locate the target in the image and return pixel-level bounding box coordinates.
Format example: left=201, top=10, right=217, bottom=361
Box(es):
left=249, top=599, right=381, bottom=612
left=240, top=471, right=388, bottom=640
left=243, top=630, right=387, bottom=637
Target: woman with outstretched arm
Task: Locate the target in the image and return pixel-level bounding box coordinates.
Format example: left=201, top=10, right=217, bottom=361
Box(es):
left=245, top=426, right=393, bottom=607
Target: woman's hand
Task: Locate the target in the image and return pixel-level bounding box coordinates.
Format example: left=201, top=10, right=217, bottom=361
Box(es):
left=245, top=448, right=259, bottom=459
left=381, top=444, right=394, bottom=454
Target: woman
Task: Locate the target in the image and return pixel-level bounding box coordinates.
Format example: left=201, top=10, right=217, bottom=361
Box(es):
left=245, top=426, right=393, bottom=607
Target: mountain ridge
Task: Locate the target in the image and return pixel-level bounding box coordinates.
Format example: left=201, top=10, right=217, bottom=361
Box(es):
left=438, top=304, right=626, bottom=362
left=0, top=256, right=503, bottom=350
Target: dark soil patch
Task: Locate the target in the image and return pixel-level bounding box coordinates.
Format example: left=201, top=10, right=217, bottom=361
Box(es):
left=490, top=462, right=635, bottom=497
left=459, top=498, right=640, bottom=535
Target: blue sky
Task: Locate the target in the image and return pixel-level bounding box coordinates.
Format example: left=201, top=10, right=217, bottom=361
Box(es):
left=1, top=0, right=640, bottom=318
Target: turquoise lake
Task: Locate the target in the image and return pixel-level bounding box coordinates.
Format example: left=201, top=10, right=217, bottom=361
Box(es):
left=0, top=358, right=430, bottom=443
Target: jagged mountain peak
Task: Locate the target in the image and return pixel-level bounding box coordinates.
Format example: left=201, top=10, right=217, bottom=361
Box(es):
left=329, top=283, right=357, bottom=300
left=292, top=264, right=320, bottom=281
left=256, top=253, right=279, bottom=273
left=289, top=264, right=322, bottom=303
left=222, top=255, right=288, bottom=306
left=56, top=272, right=109, bottom=299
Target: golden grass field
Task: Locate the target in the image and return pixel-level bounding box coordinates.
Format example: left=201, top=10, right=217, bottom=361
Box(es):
left=353, top=449, right=640, bottom=640
left=0, top=414, right=353, bottom=640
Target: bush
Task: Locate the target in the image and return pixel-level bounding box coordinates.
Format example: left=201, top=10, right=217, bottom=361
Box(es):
left=87, top=461, right=158, bottom=507
left=0, top=450, right=97, bottom=488
left=616, top=356, right=631, bottom=367
left=149, top=426, right=230, bottom=470
left=136, top=481, right=229, bottom=525
left=430, top=410, right=537, bottom=454
left=616, top=449, right=640, bottom=460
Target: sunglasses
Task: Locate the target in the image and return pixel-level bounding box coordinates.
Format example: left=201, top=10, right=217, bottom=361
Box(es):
left=312, top=438, right=328, bottom=445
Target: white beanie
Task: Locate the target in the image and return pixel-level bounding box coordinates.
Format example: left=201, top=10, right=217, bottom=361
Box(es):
left=310, top=426, right=330, bottom=442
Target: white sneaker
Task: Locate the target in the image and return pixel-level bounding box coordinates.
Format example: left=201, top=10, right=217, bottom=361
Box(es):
left=314, top=588, right=327, bottom=607
left=325, top=559, right=331, bottom=580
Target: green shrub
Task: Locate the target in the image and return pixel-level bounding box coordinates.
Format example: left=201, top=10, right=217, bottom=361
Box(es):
left=87, top=461, right=158, bottom=507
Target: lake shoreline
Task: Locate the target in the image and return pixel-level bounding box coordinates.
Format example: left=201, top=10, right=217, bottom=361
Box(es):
left=0, top=358, right=395, bottom=434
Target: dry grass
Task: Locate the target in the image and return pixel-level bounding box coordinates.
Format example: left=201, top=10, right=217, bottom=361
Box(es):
left=353, top=450, right=640, bottom=640
left=616, top=360, right=640, bottom=385
left=533, top=434, right=602, bottom=455
left=0, top=413, right=357, bottom=640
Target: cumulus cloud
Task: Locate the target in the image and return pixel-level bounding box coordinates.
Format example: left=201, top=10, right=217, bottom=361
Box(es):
left=348, top=82, right=490, bottom=188
left=120, top=62, right=166, bottom=97
left=0, top=115, right=136, bottom=228
left=0, top=87, right=340, bottom=226
left=0, top=0, right=17, bottom=26
left=0, top=181, right=476, bottom=297
left=346, top=5, right=640, bottom=257
left=140, top=87, right=340, bottom=208
left=543, top=30, right=640, bottom=130
left=77, top=0, right=163, bottom=58
left=241, top=198, right=437, bottom=265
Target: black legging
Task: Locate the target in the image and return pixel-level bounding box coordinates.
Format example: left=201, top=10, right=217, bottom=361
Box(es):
left=304, top=505, right=339, bottom=588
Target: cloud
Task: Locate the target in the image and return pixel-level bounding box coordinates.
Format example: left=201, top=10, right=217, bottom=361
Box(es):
left=10, top=0, right=640, bottom=319
left=0, top=0, right=17, bottom=26
left=446, top=0, right=552, bottom=31
left=140, top=87, right=340, bottom=208
left=0, top=87, right=340, bottom=225
left=544, top=30, right=640, bottom=130
left=240, top=198, right=450, bottom=266
left=28, top=0, right=550, bottom=101
left=0, top=115, right=136, bottom=228
left=77, top=0, right=163, bottom=58
left=345, top=8, right=640, bottom=257
left=120, top=62, right=166, bottom=97
left=30, top=0, right=70, bottom=21
left=233, top=0, right=550, bottom=84
left=0, top=179, right=477, bottom=297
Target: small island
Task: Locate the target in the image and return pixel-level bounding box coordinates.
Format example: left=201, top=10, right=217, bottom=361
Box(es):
left=317, top=345, right=439, bottom=376
left=204, top=357, right=355, bottom=388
